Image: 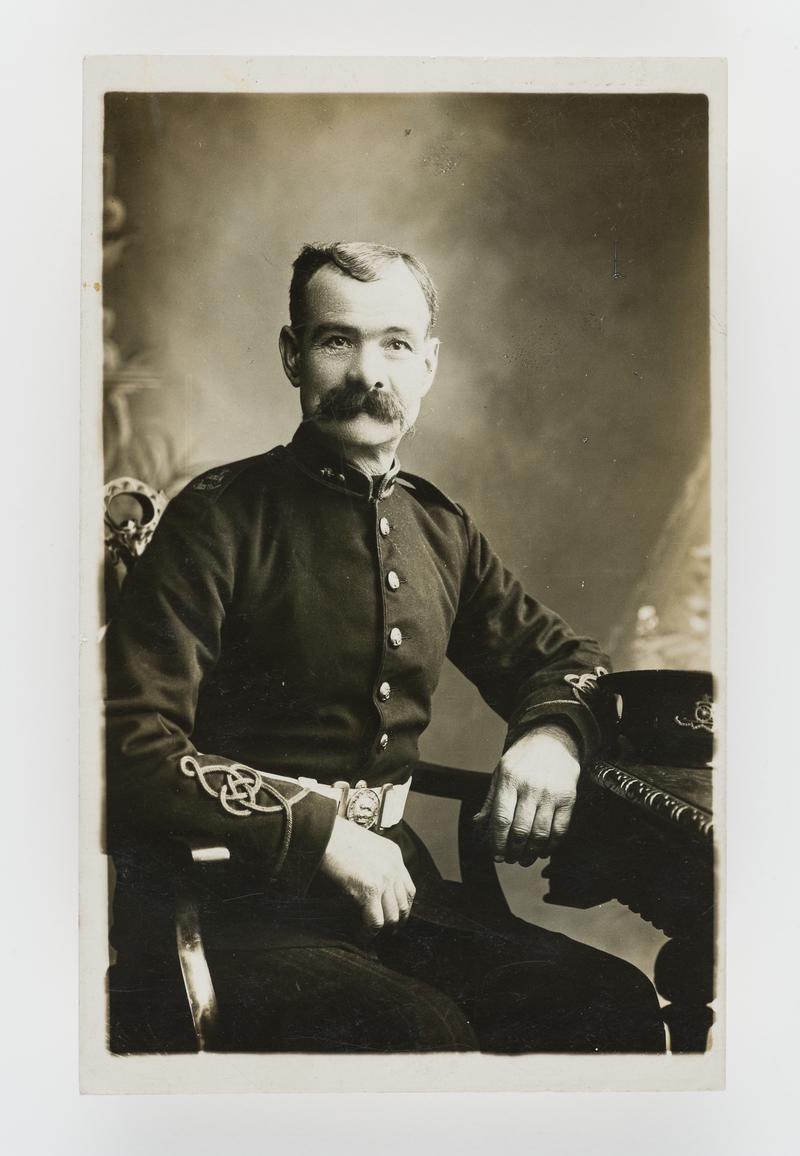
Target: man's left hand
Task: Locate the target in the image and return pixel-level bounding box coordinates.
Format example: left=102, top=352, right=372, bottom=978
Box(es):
left=473, top=725, right=581, bottom=865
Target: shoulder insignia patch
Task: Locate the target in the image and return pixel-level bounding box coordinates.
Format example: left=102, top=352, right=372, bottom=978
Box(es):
left=186, top=448, right=288, bottom=500
left=192, top=468, right=231, bottom=493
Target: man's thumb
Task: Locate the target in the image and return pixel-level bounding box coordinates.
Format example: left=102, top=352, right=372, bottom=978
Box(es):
left=473, top=773, right=497, bottom=822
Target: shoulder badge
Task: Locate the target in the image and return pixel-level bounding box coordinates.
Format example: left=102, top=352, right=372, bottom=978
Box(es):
left=192, top=467, right=231, bottom=493
left=187, top=447, right=287, bottom=500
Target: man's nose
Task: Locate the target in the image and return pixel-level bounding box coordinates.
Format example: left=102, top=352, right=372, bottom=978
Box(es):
left=346, top=344, right=385, bottom=389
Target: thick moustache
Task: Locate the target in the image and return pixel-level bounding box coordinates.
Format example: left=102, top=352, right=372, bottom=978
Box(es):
left=313, top=384, right=405, bottom=424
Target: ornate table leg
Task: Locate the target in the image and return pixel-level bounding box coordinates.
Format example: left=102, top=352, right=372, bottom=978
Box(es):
left=654, top=927, right=715, bottom=1053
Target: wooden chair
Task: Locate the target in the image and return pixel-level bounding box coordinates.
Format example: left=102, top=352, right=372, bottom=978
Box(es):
left=108, top=762, right=504, bottom=1053
left=103, top=478, right=506, bottom=1053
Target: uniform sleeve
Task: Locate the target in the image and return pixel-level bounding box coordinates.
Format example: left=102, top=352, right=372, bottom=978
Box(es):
left=446, top=511, right=614, bottom=762
left=104, top=484, right=337, bottom=896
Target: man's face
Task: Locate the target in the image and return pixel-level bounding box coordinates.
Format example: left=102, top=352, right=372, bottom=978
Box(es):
left=280, top=260, right=439, bottom=451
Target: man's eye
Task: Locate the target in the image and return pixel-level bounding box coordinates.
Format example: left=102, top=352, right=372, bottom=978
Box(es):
left=322, top=335, right=352, bottom=349
left=387, top=339, right=413, bottom=352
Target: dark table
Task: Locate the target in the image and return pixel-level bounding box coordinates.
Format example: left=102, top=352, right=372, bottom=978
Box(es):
left=542, top=743, right=715, bottom=1052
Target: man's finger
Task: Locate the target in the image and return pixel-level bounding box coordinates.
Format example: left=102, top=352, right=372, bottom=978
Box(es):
left=549, top=799, right=575, bottom=848
left=504, top=797, right=539, bottom=864
left=489, top=780, right=518, bottom=859
left=527, top=803, right=556, bottom=858
left=519, top=801, right=574, bottom=866
left=473, top=773, right=497, bottom=823
left=394, top=878, right=411, bottom=922
left=517, top=845, right=540, bottom=868
left=401, top=865, right=416, bottom=904
left=382, top=887, right=401, bottom=928
left=361, top=894, right=385, bottom=935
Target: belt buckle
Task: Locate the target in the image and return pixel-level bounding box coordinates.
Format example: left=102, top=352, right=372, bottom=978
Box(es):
left=345, top=780, right=382, bottom=831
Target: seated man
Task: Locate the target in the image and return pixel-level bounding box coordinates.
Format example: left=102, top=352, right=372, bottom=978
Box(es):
left=105, top=240, right=665, bottom=1054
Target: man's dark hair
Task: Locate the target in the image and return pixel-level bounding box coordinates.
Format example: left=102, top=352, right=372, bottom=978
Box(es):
left=289, top=241, right=439, bottom=333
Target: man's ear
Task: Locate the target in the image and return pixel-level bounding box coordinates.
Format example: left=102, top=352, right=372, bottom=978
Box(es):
left=279, top=325, right=302, bottom=388
left=421, top=337, right=440, bottom=396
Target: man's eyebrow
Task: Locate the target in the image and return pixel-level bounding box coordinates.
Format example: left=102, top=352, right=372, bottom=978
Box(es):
left=305, top=323, right=356, bottom=339
left=307, top=323, right=418, bottom=339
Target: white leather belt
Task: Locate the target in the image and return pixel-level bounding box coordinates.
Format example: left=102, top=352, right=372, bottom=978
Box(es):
left=298, top=776, right=412, bottom=832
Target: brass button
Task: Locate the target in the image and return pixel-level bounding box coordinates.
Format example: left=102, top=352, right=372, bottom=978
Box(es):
left=377, top=681, right=391, bottom=701
left=386, top=570, right=400, bottom=591
left=389, top=627, right=403, bottom=648
left=378, top=732, right=389, bottom=750
left=379, top=517, right=391, bottom=537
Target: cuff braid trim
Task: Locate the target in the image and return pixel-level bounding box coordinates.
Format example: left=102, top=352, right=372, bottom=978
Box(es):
left=179, top=755, right=308, bottom=876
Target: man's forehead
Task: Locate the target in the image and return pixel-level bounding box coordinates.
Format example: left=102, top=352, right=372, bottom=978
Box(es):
left=303, top=260, right=431, bottom=331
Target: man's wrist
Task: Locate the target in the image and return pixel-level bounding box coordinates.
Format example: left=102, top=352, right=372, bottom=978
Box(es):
left=512, top=720, right=581, bottom=763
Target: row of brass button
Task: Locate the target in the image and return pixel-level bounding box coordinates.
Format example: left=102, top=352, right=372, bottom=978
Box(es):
left=379, top=515, right=396, bottom=753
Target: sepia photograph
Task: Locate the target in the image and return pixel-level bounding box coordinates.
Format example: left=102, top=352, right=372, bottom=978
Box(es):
left=80, top=56, right=725, bottom=1092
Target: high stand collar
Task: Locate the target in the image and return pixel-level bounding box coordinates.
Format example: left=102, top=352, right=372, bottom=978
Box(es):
left=288, top=421, right=401, bottom=501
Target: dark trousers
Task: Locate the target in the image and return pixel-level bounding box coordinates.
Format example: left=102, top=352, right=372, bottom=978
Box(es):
left=110, top=879, right=665, bottom=1054
left=109, top=820, right=666, bottom=1055
left=204, top=890, right=665, bottom=1054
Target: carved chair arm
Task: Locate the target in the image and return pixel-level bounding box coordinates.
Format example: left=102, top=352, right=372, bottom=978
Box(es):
left=411, top=762, right=508, bottom=917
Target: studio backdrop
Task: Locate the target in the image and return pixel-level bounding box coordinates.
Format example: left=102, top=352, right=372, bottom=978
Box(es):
left=100, top=90, right=710, bottom=973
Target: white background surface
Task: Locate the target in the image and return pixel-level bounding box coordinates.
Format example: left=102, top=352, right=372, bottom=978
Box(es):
left=3, top=0, right=798, bottom=1150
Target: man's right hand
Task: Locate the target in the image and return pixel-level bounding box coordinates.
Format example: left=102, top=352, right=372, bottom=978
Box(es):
left=317, top=817, right=416, bottom=935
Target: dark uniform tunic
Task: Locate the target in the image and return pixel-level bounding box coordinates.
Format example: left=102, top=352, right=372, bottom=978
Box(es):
left=106, top=420, right=610, bottom=894
left=106, top=422, right=666, bottom=1053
